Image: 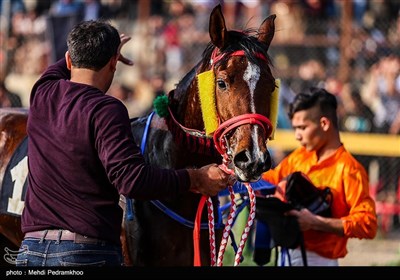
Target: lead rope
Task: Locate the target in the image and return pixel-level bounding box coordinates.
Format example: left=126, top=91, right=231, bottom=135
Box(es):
left=214, top=162, right=256, bottom=266
left=194, top=160, right=258, bottom=266
left=206, top=196, right=217, bottom=265
left=195, top=112, right=271, bottom=266
left=216, top=183, right=236, bottom=266
left=234, top=182, right=256, bottom=266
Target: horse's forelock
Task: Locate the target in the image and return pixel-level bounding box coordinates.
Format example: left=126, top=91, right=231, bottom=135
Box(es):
left=201, top=30, right=272, bottom=71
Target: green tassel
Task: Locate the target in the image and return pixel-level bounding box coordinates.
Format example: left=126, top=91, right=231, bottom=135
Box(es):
left=153, top=95, right=169, bottom=118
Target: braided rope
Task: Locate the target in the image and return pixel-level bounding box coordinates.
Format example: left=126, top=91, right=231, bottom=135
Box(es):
left=217, top=184, right=237, bottom=266
left=234, top=182, right=256, bottom=266
left=206, top=196, right=217, bottom=266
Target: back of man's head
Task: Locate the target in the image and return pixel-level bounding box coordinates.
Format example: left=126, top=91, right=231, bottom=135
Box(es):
left=67, top=20, right=120, bottom=71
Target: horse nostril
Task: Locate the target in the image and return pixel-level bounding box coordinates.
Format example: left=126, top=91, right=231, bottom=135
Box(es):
left=233, top=150, right=272, bottom=175
left=233, top=150, right=250, bottom=170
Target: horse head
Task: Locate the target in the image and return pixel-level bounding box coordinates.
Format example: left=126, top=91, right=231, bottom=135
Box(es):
left=170, top=5, right=277, bottom=182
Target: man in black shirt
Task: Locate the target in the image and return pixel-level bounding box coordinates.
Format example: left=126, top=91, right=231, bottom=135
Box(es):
left=16, top=20, right=232, bottom=267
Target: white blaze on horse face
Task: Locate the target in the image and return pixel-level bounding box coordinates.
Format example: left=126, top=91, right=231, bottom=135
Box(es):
left=243, top=62, right=262, bottom=158
left=243, top=61, right=260, bottom=114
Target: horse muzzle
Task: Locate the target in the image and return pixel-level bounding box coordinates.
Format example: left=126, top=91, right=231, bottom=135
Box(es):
left=233, top=149, right=272, bottom=182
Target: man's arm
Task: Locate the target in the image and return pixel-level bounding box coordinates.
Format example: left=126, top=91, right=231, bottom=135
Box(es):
left=288, top=208, right=345, bottom=236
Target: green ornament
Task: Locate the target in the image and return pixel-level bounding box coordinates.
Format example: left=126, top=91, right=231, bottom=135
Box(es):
left=153, top=95, right=169, bottom=118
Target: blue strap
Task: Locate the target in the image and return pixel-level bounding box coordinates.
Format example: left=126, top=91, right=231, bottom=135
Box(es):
left=218, top=179, right=276, bottom=197
left=125, top=198, right=134, bottom=221
left=125, top=112, right=155, bottom=222
left=229, top=231, right=244, bottom=263
left=254, top=220, right=271, bottom=250
left=140, top=111, right=155, bottom=155
left=150, top=200, right=224, bottom=230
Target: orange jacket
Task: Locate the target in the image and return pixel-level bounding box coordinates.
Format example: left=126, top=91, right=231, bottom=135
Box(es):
left=262, top=145, right=377, bottom=259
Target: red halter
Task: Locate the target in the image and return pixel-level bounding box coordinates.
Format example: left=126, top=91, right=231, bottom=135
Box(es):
left=213, top=114, right=273, bottom=161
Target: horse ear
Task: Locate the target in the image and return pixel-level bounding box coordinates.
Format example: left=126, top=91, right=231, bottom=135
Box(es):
left=209, top=4, right=228, bottom=49
left=258, top=14, right=276, bottom=50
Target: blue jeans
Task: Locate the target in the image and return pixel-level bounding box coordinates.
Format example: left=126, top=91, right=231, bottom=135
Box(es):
left=15, top=238, right=123, bottom=266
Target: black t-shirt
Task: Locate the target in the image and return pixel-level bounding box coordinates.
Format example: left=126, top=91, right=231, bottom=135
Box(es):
left=22, top=58, right=190, bottom=245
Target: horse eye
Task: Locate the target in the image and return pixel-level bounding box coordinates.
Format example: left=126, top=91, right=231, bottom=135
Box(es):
left=217, top=79, right=227, bottom=90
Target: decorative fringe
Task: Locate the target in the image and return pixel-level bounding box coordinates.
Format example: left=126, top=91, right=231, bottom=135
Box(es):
left=166, top=117, right=218, bottom=157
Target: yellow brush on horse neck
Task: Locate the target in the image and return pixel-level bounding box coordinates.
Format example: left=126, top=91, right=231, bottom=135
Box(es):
left=197, top=70, right=280, bottom=139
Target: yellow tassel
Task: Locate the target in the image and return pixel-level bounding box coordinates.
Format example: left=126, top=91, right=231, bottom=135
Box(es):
left=269, top=79, right=280, bottom=140
left=197, top=70, right=218, bottom=135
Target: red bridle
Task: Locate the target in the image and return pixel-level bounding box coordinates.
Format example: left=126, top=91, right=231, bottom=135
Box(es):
left=210, top=49, right=268, bottom=66
left=213, top=114, right=272, bottom=161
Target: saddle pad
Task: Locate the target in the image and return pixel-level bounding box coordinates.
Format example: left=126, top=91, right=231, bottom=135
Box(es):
left=1, top=136, right=28, bottom=216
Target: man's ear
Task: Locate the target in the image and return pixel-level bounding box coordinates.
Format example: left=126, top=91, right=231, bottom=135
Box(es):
left=65, top=51, right=72, bottom=70
left=109, top=55, right=118, bottom=72
left=320, top=116, right=330, bottom=131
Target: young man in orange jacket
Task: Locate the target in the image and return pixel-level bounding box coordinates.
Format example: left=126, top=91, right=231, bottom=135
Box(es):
left=262, top=87, right=377, bottom=266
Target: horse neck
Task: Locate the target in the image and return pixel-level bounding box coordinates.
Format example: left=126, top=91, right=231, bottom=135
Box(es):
left=172, top=67, right=205, bottom=132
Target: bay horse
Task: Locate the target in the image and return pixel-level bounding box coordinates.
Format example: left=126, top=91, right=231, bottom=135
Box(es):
left=124, top=5, right=278, bottom=266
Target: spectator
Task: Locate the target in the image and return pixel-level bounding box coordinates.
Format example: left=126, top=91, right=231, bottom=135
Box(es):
left=0, top=81, right=22, bottom=107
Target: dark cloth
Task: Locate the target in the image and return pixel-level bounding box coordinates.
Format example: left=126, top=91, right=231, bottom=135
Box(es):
left=255, top=196, right=301, bottom=249
left=22, top=58, right=190, bottom=245
left=285, top=172, right=332, bottom=217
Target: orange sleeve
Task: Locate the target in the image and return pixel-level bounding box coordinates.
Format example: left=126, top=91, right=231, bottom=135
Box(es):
left=340, top=161, right=378, bottom=239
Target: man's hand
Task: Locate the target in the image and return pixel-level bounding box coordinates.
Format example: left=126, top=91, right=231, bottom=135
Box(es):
left=188, top=164, right=235, bottom=197
left=287, top=208, right=345, bottom=236
left=275, top=179, right=287, bottom=201
left=118, top=34, right=134, bottom=66
left=287, top=208, right=317, bottom=231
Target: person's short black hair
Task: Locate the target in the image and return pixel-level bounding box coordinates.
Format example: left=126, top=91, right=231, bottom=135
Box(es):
left=67, top=20, right=120, bottom=71
left=288, top=87, right=338, bottom=128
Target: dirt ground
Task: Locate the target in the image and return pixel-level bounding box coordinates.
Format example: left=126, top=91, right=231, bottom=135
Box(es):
left=339, top=229, right=400, bottom=266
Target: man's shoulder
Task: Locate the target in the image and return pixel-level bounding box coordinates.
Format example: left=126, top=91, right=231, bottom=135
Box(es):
left=336, top=147, right=367, bottom=173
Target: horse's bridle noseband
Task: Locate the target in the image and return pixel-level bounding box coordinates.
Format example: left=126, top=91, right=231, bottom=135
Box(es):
left=213, top=113, right=272, bottom=161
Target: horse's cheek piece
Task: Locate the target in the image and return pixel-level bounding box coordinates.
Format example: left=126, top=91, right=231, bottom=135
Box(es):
left=269, top=79, right=280, bottom=140
left=197, top=70, right=218, bottom=135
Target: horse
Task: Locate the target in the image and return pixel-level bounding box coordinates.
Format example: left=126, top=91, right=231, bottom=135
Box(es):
left=124, top=4, right=278, bottom=266
left=0, top=108, right=28, bottom=266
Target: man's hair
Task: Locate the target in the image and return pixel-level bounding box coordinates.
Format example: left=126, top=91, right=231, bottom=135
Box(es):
left=67, top=20, right=121, bottom=71
left=288, top=87, right=338, bottom=128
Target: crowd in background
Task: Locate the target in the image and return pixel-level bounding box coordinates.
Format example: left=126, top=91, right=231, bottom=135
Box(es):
left=0, top=0, right=400, bottom=229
